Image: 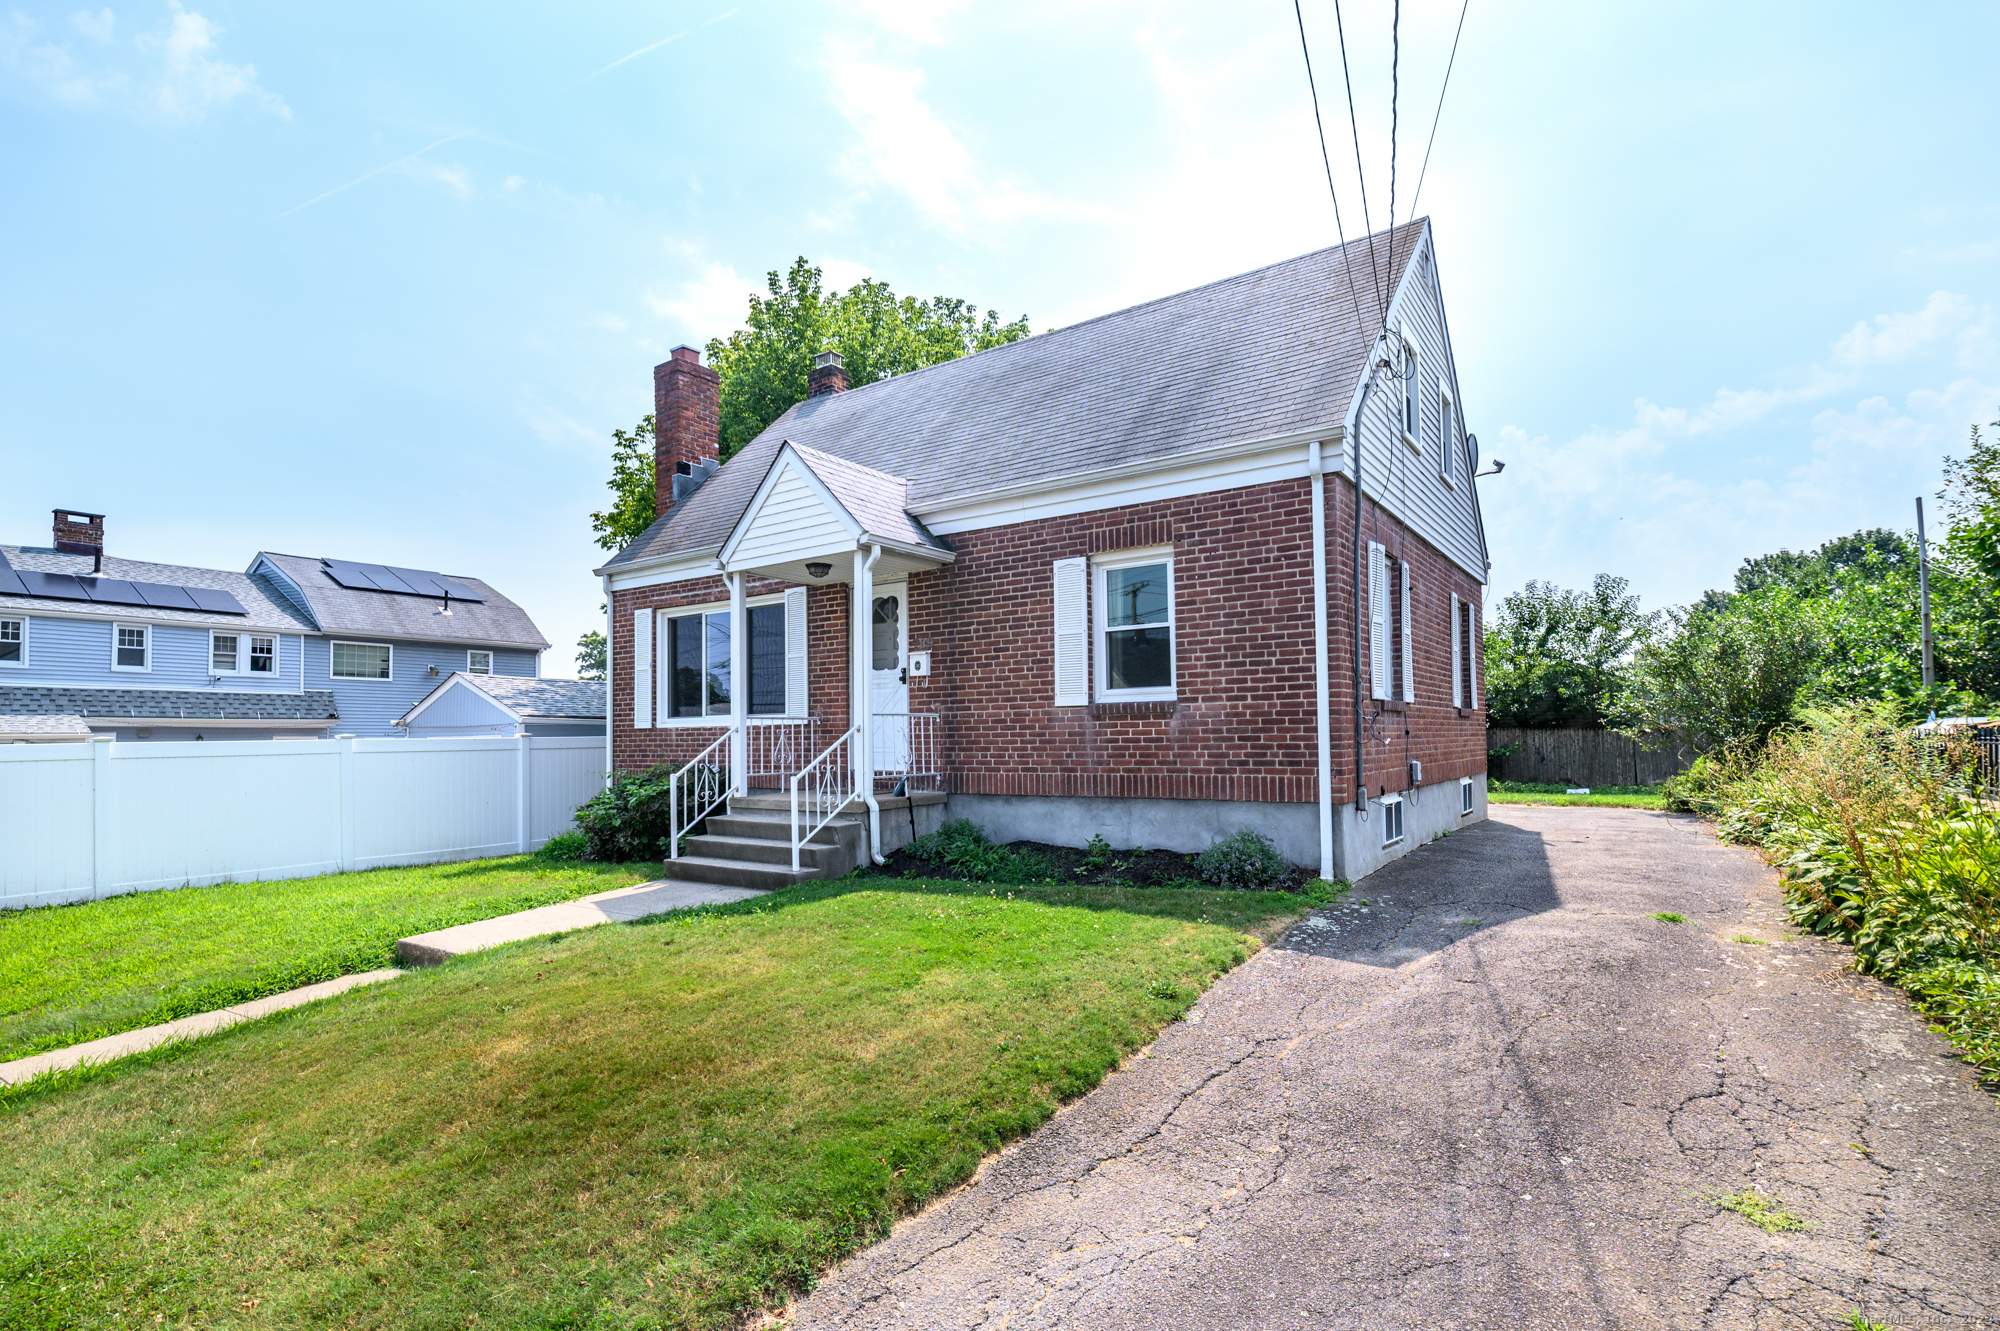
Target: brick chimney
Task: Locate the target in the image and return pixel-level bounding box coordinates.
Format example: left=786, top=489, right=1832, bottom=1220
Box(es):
left=52, top=509, right=104, bottom=558
left=807, top=349, right=849, bottom=397
left=653, top=346, right=720, bottom=519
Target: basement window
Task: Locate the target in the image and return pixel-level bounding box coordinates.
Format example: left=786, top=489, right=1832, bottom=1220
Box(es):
left=1461, top=777, right=1475, bottom=816
left=1379, top=793, right=1405, bottom=847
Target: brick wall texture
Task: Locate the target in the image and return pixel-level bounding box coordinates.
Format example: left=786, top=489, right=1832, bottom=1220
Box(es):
left=609, top=473, right=1486, bottom=806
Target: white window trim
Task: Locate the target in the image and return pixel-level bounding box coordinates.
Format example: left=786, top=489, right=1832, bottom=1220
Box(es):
left=1439, top=387, right=1457, bottom=487
left=210, top=629, right=273, bottom=677
left=111, top=622, right=151, bottom=673
left=1400, top=329, right=1423, bottom=453
left=0, top=615, right=25, bottom=669
left=247, top=634, right=277, bottom=676
left=466, top=649, right=494, bottom=675
left=1092, top=546, right=1176, bottom=702
left=1460, top=776, right=1475, bottom=816
left=656, top=592, right=803, bottom=725
left=330, top=640, right=394, bottom=682
left=1379, top=792, right=1406, bottom=847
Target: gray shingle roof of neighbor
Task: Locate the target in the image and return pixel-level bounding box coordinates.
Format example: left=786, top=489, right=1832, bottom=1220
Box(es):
left=0, top=546, right=317, bottom=632
left=457, top=673, right=604, bottom=720
left=0, top=684, right=340, bottom=722
left=257, top=553, right=551, bottom=650
left=602, top=220, right=1425, bottom=571
left=0, top=714, right=92, bottom=738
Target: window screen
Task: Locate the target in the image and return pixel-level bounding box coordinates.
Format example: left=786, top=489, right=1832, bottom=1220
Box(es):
left=749, top=603, right=786, bottom=714
left=331, top=642, right=390, bottom=679
left=705, top=612, right=730, bottom=711
left=671, top=606, right=792, bottom=717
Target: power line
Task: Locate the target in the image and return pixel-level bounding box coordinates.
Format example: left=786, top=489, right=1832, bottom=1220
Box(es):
left=1408, top=0, right=1471, bottom=220
left=1293, top=0, right=1374, bottom=342
left=1330, top=0, right=1386, bottom=323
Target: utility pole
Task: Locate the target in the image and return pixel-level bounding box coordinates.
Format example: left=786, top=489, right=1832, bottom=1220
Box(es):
left=1916, top=497, right=1935, bottom=690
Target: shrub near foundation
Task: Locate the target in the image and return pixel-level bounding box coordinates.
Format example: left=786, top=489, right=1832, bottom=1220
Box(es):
left=1194, top=829, right=1289, bottom=891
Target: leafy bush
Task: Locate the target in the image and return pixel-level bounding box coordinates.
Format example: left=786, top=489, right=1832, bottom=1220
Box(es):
left=1194, top=829, right=1288, bottom=891
left=570, top=762, right=687, bottom=862
left=1692, top=701, right=1999, bottom=1078
left=534, top=830, right=589, bottom=862
left=902, top=819, right=1055, bottom=885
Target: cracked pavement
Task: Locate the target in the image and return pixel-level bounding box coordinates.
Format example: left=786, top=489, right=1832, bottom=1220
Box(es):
left=793, top=806, right=2000, bottom=1330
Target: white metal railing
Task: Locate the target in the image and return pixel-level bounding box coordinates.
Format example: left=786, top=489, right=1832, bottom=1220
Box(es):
left=668, top=729, right=732, bottom=860
left=790, top=726, right=861, bottom=872
left=748, top=717, right=819, bottom=785
left=871, top=712, right=942, bottom=794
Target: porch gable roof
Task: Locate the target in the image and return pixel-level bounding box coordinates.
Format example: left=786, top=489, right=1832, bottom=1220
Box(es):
left=718, top=442, right=951, bottom=573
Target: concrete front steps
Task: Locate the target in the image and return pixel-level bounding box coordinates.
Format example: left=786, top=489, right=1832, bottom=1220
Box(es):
left=660, top=791, right=948, bottom=892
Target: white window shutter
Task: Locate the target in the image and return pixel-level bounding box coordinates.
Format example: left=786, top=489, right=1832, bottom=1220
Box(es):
left=631, top=608, right=653, bottom=729
left=1400, top=561, right=1413, bottom=702
left=1052, top=557, right=1088, bottom=706
left=1368, top=542, right=1388, bottom=701
left=1451, top=592, right=1463, bottom=708
left=1470, top=601, right=1481, bottom=708
left=784, top=586, right=809, bottom=716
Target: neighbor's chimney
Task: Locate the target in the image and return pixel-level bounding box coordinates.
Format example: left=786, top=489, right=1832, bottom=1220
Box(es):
left=807, top=349, right=849, bottom=397
left=53, top=509, right=104, bottom=561
left=653, top=346, right=720, bottom=519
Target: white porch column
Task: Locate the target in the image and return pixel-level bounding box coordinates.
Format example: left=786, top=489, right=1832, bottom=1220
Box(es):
left=853, top=544, right=883, bottom=861
left=728, top=571, right=748, bottom=796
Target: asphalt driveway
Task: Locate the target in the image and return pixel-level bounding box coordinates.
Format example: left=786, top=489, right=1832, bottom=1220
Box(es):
left=794, top=806, right=2000, bottom=1330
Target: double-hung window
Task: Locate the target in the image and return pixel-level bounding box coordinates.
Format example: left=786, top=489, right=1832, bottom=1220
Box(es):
left=113, top=623, right=149, bottom=671
left=332, top=641, right=391, bottom=680
left=214, top=633, right=276, bottom=674
left=663, top=603, right=789, bottom=719
left=467, top=649, right=493, bottom=675
left=248, top=636, right=275, bottom=674
left=0, top=616, right=23, bottom=667
left=211, top=633, right=239, bottom=673
left=1095, top=551, right=1175, bottom=700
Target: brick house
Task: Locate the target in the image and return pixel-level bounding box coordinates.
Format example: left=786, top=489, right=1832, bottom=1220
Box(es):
left=594, top=219, right=1489, bottom=884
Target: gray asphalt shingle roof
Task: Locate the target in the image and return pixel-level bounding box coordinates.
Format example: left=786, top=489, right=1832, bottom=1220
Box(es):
left=0, top=684, right=339, bottom=722
left=397, top=673, right=605, bottom=726
left=0, top=546, right=315, bottom=632
left=604, top=222, right=1423, bottom=571
left=0, top=714, right=91, bottom=738
left=258, top=553, right=550, bottom=650
left=785, top=444, right=944, bottom=552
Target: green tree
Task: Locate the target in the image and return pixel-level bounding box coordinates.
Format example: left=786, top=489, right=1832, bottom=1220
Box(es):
left=576, top=629, right=605, bottom=681
left=589, top=415, right=658, bottom=553
left=1613, top=589, right=1824, bottom=751
left=1482, top=575, right=1656, bottom=728
left=705, top=258, right=1030, bottom=459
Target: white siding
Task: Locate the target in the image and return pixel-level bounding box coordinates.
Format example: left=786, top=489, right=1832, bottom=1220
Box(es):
left=729, top=461, right=856, bottom=567
left=0, top=735, right=608, bottom=909
left=1347, top=235, right=1487, bottom=585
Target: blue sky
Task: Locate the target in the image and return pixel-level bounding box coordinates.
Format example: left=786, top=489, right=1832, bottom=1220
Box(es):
left=4, top=1, right=1997, bottom=673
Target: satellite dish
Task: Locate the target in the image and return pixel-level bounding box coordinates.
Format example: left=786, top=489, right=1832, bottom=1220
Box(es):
left=1467, top=433, right=1479, bottom=473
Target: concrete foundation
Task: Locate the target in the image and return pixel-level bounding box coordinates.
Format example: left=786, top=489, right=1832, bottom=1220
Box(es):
left=947, top=775, right=1488, bottom=883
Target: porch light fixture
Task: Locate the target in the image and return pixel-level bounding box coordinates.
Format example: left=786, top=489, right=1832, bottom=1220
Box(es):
left=805, top=561, right=832, bottom=579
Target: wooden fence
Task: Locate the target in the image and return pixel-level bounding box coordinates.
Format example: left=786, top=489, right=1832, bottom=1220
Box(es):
left=1486, top=727, right=1689, bottom=788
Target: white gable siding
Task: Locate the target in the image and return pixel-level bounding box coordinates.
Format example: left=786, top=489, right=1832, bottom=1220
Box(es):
left=729, top=461, right=856, bottom=568
left=1346, top=238, right=1487, bottom=585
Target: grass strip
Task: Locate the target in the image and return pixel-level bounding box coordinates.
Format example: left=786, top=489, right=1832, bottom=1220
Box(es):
left=1488, top=789, right=1668, bottom=809
left=0, top=875, right=1311, bottom=1330
left=0, top=856, right=663, bottom=1063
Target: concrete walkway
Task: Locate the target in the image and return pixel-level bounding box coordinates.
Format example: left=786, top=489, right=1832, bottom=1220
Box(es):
left=795, top=806, right=2000, bottom=1330
left=0, top=969, right=402, bottom=1086
left=394, top=879, right=766, bottom=965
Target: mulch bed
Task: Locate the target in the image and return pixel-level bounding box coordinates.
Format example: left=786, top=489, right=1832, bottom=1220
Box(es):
left=884, top=839, right=1312, bottom=892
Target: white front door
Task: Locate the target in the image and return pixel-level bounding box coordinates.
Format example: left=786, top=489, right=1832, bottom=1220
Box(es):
left=869, top=582, right=909, bottom=774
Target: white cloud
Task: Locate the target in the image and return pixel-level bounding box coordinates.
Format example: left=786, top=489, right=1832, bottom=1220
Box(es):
left=503, top=174, right=524, bottom=192
left=401, top=159, right=471, bottom=197
left=644, top=262, right=759, bottom=341
left=841, top=0, right=969, bottom=46
left=1480, top=293, right=2000, bottom=608
left=3, top=2, right=285, bottom=120
left=70, top=8, right=114, bottom=41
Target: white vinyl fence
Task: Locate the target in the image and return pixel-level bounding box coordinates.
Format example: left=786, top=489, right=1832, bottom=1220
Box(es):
left=0, top=734, right=608, bottom=910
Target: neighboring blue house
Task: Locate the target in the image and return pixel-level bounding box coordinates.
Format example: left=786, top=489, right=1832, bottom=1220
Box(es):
left=396, top=674, right=605, bottom=739
left=0, top=509, right=550, bottom=741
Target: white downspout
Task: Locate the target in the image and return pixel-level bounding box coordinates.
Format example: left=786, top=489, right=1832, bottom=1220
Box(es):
left=728, top=570, right=748, bottom=797
left=854, top=542, right=885, bottom=864
left=1309, top=436, right=1334, bottom=882
left=600, top=573, right=613, bottom=788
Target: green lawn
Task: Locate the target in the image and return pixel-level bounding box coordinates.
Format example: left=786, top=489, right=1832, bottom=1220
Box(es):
left=0, top=856, right=664, bottom=1063
left=1488, top=780, right=1669, bottom=809
left=0, top=877, right=1313, bottom=1330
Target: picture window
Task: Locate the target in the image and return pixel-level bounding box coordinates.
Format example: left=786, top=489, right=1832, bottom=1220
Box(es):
left=667, top=606, right=788, bottom=718
left=331, top=641, right=391, bottom=680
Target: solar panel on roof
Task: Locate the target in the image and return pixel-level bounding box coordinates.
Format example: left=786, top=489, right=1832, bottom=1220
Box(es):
left=0, top=552, right=26, bottom=597
left=318, top=557, right=483, bottom=602
left=79, top=578, right=142, bottom=604
left=185, top=587, right=248, bottom=614
left=132, top=582, right=201, bottom=610
left=0, top=560, right=246, bottom=615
